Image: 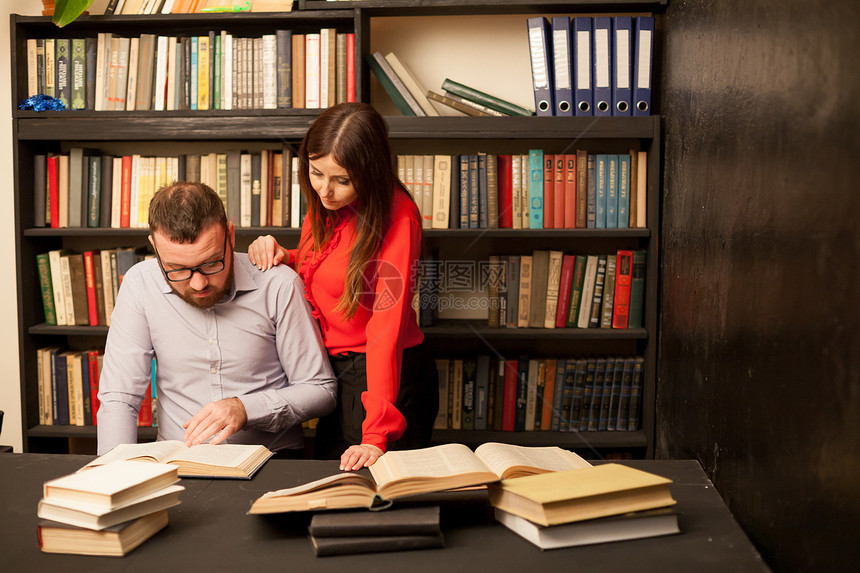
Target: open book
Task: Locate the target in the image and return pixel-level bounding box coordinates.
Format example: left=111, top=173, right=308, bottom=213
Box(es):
left=249, top=442, right=590, bottom=514
left=82, top=441, right=274, bottom=479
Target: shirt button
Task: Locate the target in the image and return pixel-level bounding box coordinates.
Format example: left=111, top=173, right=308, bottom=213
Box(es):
left=209, top=338, right=215, bottom=344
left=210, top=368, right=216, bottom=374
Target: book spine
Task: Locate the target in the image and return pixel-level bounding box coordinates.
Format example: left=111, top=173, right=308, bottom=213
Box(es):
left=55, top=39, right=70, bottom=109
left=441, top=78, right=533, bottom=117
left=528, top=149, right=543, bottom=229
left=275, top=30, right=292, bottom=109
left=71, top=39, right=87, bottom=110
left=627, top=249, right=647, bottom=328
left=613, top=250, right=633, bottom=328
left=543, top=154, right=554, bottom=229
left=36, top=254, right=57, bottom=325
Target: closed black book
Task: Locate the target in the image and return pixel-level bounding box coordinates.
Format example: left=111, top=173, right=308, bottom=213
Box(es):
left=250, top=153, right=262, bottom=227
left=309, top=533, right=443, bottom=557
left=309, top=506, right=440, bottom=538
left=275, top=30, right=292, bottom=109
left=34, top=154, right=47, bottom=227
left=99, top=155, right=112, bottom=228
left=85, top=38, right=97, bottom=111
left=448, top=154, right=459, bottom=228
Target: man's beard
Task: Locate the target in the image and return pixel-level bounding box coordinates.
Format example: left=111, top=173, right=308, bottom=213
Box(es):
left=171, top=263, right=234, bottom=309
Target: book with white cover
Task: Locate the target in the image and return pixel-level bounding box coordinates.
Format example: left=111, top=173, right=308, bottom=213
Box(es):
left=38, top=484, right=184, bottom=531
left=494, top=506, right=679, bottom=549
left=42, top=461, right=179, bottom=511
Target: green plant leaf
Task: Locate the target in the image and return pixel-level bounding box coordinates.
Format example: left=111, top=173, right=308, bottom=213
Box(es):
left=52, top=0, right=95, bottom=28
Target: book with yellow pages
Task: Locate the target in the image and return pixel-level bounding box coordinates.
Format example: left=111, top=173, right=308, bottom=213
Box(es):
left=487, top=463, right=677, bottom=526
left=38, top=483, right=183, bottom=530
left=38, top=509, right=169, bottom=557
left=43, top=461, right=179, bottom=511
left=82, top=440, right=274, bottom=479
left=249, top=442, right=590, bottom=514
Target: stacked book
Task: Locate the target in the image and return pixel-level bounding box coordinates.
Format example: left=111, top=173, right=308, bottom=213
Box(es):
left=308, top=506, right=443, bottom=557
left=367, top=50, right=533, bottom=118
left=489, top=464, right=679, bottom=550
left=37, top=461, right=183, bottom=557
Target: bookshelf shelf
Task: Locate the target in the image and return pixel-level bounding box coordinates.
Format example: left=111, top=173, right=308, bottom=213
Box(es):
left=300, top=1, right=666, bottom=16
left=430, top=428, right=648, bottom=449
left=23, top=227, right=303, bottom=239
left=27, top=424, right=157, bottom=441
left=423, top=323, right=647, bottom=340
left=386, top=115, right=660, bottom=139
left=15, top=114, right=658, bottom=142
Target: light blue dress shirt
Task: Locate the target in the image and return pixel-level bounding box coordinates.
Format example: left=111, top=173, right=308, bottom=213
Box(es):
left=97, top=253, right=336, bottom=454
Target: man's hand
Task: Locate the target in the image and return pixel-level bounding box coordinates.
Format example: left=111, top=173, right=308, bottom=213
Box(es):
left=183, top=397, right=248, bottom=447
left=247, top=235, right=287, bottom=271
left=340, top=444, right=384, bottom=471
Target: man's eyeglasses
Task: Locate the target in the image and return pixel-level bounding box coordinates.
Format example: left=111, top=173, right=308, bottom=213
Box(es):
left=152, top=232, right=228, bottom=282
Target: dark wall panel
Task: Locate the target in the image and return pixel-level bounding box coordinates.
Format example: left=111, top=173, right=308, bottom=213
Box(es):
left=657, top=0, right=860, bottom=571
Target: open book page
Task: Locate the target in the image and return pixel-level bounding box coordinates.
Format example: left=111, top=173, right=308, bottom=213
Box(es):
left=163, top=443, right=264, bottom=468
left=258, top=473, right=376, bottom=499
left=248, top=473, right=378, bottom=513
left=369, top=443, right=499, bottom=498
left=83, top=441, right=186, bottom=468
left=474, top=443, right=592, bottom=480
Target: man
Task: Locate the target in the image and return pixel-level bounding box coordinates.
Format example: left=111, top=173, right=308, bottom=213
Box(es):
left=97, top=182, right=336, bottom=456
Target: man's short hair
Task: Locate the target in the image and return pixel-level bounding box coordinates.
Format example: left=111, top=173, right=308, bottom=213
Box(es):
left=149, top=181, right=227, bottom=243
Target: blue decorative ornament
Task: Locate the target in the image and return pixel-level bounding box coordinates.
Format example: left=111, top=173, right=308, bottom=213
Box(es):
left=19, top=94, right=66, bottom=111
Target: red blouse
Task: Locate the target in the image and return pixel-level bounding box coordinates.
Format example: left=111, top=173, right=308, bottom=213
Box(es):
left=287, top=189, right=424, bottom=452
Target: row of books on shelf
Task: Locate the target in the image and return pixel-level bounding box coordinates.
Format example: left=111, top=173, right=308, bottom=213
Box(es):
left=400, top=150, right=647, bottom=231
left=494, top=250, right=646, bottom=330
left=25, top=28, right=354, bottom=111
left=37, top=247, right=149, bottom=327
left=35, top=346, right=158, bottom=428
left=433, top=355, right=644, bottom=433
left=100, top=0, right=294, bottom=15
left=33, top=148, right=306, bottom=230
left=526, top=16, right=655, bottom=117
left=418, top=250, right=646, bottom=330
left=34, top=147, right=643, bottom=231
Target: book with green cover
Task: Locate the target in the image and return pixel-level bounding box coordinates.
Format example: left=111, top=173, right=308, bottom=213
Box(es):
left=367, top=51, right=419, bottom=116
left=441, top=78, right=534, bottom=117
left=71, top=39, right=86, bottom=110
left=36, top=253, right=57, bottom=325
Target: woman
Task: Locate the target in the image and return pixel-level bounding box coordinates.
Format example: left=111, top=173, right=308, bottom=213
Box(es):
left=248, top=102, right=438, bottom=471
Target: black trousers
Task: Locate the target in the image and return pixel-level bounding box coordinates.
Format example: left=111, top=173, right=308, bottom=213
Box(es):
left=314, top=344, right=439, bottom=459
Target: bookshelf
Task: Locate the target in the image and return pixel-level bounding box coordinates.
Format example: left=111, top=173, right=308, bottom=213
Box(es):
left=11, top=1, right=663, bottom=457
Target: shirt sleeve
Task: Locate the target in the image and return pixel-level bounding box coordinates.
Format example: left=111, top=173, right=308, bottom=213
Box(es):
left=236, top=271, right=337, bottom=432
left=360, top=205, right=422, bottom=451
left=96, top=270, right=156, bottom=455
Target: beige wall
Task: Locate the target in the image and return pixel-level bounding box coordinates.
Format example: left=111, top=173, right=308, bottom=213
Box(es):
left=0, top=6, right=540, bottom=452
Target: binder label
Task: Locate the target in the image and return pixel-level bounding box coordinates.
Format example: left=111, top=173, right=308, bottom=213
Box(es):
left=637, top=30, right=652, bottom=89
left=528, top=27, right=550, bottom=89
left=576, top=31, right=591, bottom=89
left=616, top=30, right=630, bottom=89
left=552, top=30, right=571, bottom=89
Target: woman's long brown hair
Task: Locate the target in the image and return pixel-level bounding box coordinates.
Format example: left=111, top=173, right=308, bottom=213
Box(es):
left=296, top=102, right=412, bottom=320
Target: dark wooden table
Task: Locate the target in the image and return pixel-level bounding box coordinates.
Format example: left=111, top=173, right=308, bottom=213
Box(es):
left=0, top=454, right=768, bottom=572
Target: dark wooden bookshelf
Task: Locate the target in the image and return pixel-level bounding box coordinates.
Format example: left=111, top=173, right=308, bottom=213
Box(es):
left=11, top=3, right=662, bottom=456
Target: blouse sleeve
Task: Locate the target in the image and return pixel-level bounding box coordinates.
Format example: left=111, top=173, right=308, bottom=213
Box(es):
left=360, top=203, right=422, bottom=451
